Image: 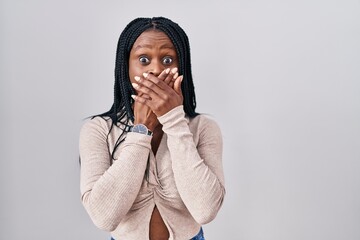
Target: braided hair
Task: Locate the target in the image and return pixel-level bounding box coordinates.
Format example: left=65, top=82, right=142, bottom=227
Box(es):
left=94, top=17, right=199, bottom=161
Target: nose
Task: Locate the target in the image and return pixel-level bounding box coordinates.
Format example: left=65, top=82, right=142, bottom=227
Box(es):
left=147, top=60, right=163, bottom=77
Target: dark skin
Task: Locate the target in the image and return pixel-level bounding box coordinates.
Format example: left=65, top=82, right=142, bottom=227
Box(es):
left=128, top=30, right=184, bottom=240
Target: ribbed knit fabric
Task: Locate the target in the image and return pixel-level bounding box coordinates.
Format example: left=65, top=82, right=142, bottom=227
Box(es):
left=79, top=106, right=225, bottom=240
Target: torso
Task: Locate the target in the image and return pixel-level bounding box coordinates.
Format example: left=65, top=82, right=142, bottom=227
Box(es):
left=150, top=206, right=169, bottom=240
left=149, top=127, right=169, bottom=240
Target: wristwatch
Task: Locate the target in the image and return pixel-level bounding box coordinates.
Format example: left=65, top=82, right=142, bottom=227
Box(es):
left=131, top=124, right=153, bottom=136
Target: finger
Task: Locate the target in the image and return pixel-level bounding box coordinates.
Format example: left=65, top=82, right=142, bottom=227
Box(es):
left=174, top=75, right=183, bottom=96
left=139, top=93, right=151, bottom=100
left=131, top=94, right=147, bottom=104
left=142, top=72, right=171, bottom=92
left=131, top=94, right=157, bottom=111
left=134, top=75, right=164, bottom=98
left=143, top=73, right=180, bottom=101
left=141, top=73, right=173, bottom=97
left=164, top=67, right=178, bottom=85
left=133, top=78, right=151, bottom=98
left=168, top=71, right=178, bottom=89
left=132, top=82, right=158, bottom=98
left=157, top=68, right=171, bottom=81
left=172, top=72, right=179, bottom=81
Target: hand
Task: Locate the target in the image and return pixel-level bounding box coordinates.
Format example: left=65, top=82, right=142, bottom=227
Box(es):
left=131, top=72, right=184, bottom=117
left=132, top=68, right=179, bottom=129
left=133, top=67, right=178, bottom=100
left=157, top=67, right=179, bottom=88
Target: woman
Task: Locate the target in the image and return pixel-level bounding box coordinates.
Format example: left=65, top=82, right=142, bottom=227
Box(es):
left=79, top=17, right=225, bottom=240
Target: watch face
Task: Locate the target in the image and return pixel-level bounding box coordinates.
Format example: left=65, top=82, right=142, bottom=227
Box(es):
left=132, top=124, right=149, bottom=135
left=137, top=124, right=147, bottom=134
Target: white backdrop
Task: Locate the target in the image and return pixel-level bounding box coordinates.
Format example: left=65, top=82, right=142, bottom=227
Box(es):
left=1, top=0, right=359, bottom=239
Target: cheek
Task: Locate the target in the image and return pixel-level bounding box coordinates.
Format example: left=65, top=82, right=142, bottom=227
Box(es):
left=172, top=57, right=179, bottom=68
left=128, top=62, right=141, bottom=83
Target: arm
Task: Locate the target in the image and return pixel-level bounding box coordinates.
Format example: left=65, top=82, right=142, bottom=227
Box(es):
left=158, top=106, right=225, bottom=224
left=79, top=117, right=151, bottom=231
left=131, top=72, right=225, bottom=223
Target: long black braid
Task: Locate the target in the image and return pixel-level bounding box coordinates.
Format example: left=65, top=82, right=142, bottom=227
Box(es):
left=93, top=17, right=199, bottom=163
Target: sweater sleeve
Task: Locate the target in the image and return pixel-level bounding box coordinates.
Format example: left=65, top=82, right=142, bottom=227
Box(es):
left=158, top=106, right=225, bottom=224
left=79, top=117, right=151, bottom=231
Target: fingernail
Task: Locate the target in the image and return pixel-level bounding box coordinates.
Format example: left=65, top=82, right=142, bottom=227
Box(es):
left=179, top=76, right=184, bottom=82
left=131, top=95, right=136, bottom=100
left=143, top=72, right=148, bottom=78
left=165, top=68, right=170, bottom=74
left=173, top=72, right=179, bottom=79
left=132, top=83, right=139, bottom=88
left=134, top=76, right=141, bottom=81
left=171, top=68, right=178, bottom=74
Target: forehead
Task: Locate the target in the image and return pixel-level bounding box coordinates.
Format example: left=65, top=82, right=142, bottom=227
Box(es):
left=131, top=30, right=175, bottom=51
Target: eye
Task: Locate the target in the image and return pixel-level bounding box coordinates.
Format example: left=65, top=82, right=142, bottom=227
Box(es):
left=139, top=56, right=150, bottom=65
left=162, top=56, right=173, bottom=65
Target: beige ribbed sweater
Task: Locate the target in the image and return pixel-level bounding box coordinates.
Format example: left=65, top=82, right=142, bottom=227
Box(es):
left=79, top=106, right=225, bottom=240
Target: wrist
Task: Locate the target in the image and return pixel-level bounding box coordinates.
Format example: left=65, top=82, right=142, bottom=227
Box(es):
left=134, top=119, right=159, bottom=132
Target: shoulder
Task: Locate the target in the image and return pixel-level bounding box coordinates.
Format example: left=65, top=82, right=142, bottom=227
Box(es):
left=80, top=116, right=112, bottom=140
left=189, top=114, right=221, bottom=132
left=188, top=114, right=222, bottom=140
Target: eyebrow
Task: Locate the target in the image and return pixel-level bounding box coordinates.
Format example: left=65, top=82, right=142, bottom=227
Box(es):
left=133, top=44, right=175, bottom=52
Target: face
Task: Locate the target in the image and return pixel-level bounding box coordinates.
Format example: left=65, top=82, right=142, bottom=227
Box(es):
left=128, top=30, right=179, bottom=84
